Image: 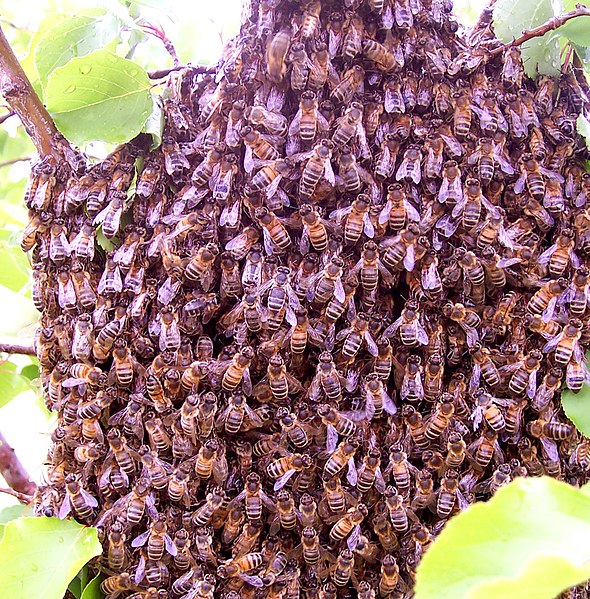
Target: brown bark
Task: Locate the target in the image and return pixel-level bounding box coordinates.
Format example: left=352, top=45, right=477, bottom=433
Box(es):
left=0, top=430, right=36, bottom=499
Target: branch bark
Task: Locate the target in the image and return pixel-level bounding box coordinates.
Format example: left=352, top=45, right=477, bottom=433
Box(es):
left=0, top=430, right=36, bottom=498
left=0, top=25, right=60, bottom=159
left=489, top=5, right=590, bottom=58
left=0, top=342, right=36, bottom=356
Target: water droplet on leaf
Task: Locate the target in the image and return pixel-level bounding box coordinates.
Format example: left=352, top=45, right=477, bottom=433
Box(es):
left=79, top=65, right=92, bottom=75
left=64, top=85, right=76, bottom=94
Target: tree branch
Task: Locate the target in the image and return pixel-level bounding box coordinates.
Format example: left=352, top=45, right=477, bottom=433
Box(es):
left=0, top=342, right=36, bottom=356
left=0, top=430, right=36, bottom=497
left=0, top=486, right=33, bottom=503
left=490, top=5, right=590, bottom=58
left=0, top=24, right=60, bottom=159
left=148, top=64, right=217, bottom=80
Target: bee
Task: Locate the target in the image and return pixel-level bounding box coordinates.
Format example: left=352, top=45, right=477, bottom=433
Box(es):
left=443, top=302, right=480, bottom=348
left=514, top=153, right=562, bottom=202
left=363, top=39, right=396, bottom=71
left=470, top=342, right=501, bottom=391
left=100, top=573, right=136, bottom=597
left=248, top=105, right=289, bottom=138
left=526, top=278, right=568, bottom=322
left=396, top=144, right=422, bottom=184
left=266, top=28, right=291, bottom=83
left=267, top=453, right=313, bottom=491
left=193, top=487, right=226, bottom=527
left=374, top=134, right=400, bottom=181
left=384, top=299, right=429, bottom=346
left=331, top=65, right=365, bottom=105
left=452, top=90, right=472, bottom=137
left=539, top=228, right=579, bottom=277
left=533, top=367, right=563, bottom=412
left=528, top=409, right=574, bottom=441
left=382, top=184, right=421, bottom=233
left=132, top=517, right=177, bottom=562
left=403, top=405, right=429, bottom=450
left=58, top=474, right=98, bottom=520
left=471, top=390, right=506, bottom=432
left=278, top=407, right=311, bottom=447
left=217, top=552, right=264, bottom=587
left=425, top=400, right=455, bottom=440
left=381, top=223, right=420, bottom=272
left=543, top=318, right=583, bottom=366
left=503, top=349, right=543, bottom=398
left=437, top=469, right=462, bottom=517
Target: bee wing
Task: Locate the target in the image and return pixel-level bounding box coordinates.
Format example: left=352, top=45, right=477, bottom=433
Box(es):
left=403, top=243, right=415, bottom=271
left=378, top=200, right=392, bottom=225
left=324, top=158, right=336, bottom=186
left=134, top=555, right=146, bottom=585
left=262, top=228, right=275, bottom=256
left=435, top=214, right=460, bottom=238
left=365, top=332, right=379, bottom=356
left=451, top=195, right=466, bottom=219
left=383, top=391, right=397, bottom=415
left=493, top=146, right=515, bottom=174
left=513, top=172, right=526, bottom=194
left=416, top=322, right=429, bottom=345
left=244, top=145, right=254, bottom=173
left=374, top=467, right=386, bottom=494
left=527, top=371, right=538, bottom=399
left=497, top=225, right=514, bottom=250
left=164, top=533, right=178, bottom=556
left=131, top=530, right=150, bottom=548
left=539, top=437, right=559, bottom=462
left=542, top=332, right=564, bottom=353
left=345, top=369, right=359, bottom=392
left=347, top=457, right=358, bottom=486
left=469, top=364, right=481, bottom=395
left=326, top=424, right=339, bottom=453
left=462, top=324, right=479, bottom=348
left=220, top=199, right=241, bottom=227
left=347, top=524, right=362, bottom=551
left=496, top=257, right=522, bottom=268
left=542, top=297, right=558, bottom=323
left=273, top=469, right=297, bottom=491
left=240, top=575, right=264, bottom=588
left=334, top=277, right=346, bottom=302
left=383, top=315, right=403, bottom=338
left=58, top=495, right=72, bottom=520
left=538, top=244, right=556, bottom=265
left=363, top=213, right=375, bottom=238
left=242, top=367, right=253, bottom=396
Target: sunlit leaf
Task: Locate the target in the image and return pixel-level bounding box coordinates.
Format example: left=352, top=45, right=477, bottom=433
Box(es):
left=577, top=114, right=590, bottom=150
left=561, top=383, right=590, bottom=435
left=0, top=240, right=31, bottom=292
left=415, top=477, right=590, bottom=599
left=80, top=572, right=102, bottom=599
left=0, top=361, right=33, bottom=408
left=493, top=0, right=561, bottom=77
left=0, top=505, right=27, bottom=526
left=0, top=517, right=101, bottom=599
left=35, top=12, right=121, bottom=85
left=45, top=49, right=152, bottom=145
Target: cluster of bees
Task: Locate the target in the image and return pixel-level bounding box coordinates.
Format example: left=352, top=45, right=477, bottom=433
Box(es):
left=25, top=0, right=590, bottom=596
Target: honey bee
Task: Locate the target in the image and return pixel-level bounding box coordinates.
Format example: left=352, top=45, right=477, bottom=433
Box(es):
left=248, top=105, right=289, bottom=138
left=59, top=474, right=98, bottom=520
left=396, top=144, right=422, bottom=184
left=384, top=299, right=429, bottom=346
left=470, top=342, right=501, bottom=391
left=331, top=65, right=365, bottom=105
left=543, top=319, right=584, bottom=366
left=266, top=29, right=291, bottom=83
left=539, top=228, right=579, bottom=277
left=526, top=278, right=568, bottom=322
left=217, top=552, right=264, bottom=587
left=267, top=453, right=313, bottom=491
left=452, top=90, right=472, bottom=137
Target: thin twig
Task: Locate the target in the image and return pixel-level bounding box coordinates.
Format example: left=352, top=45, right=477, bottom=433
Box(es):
left=0, top=109, right=14, bottom=125
left=0, top=156, right=30, bottom=168
left=0, top=24, right=60, bottom=159
left=0, top=431, right=36, bottom=497
left=0, top=486, right=33, bottom=503
left=490, top=4, right=590, bottom=58
left=0, top=342, right=36, bottom=356
left=148, top=64, right=217, bottom=79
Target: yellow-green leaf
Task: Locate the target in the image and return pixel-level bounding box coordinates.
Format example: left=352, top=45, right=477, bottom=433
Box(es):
left=415, top=477, right=590, bottom=599
left=0, top=517, right=101, bottom=599
left=45, top=49, right=152, bottom=145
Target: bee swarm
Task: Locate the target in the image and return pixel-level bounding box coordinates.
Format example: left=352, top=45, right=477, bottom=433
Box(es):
left=28, top=0, right=590, bottom=597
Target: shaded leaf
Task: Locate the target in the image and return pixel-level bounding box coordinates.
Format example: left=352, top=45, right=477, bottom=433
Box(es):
left=45, top=49, right=152, bottom=145
left=559, top=0, right=590, bottom=47
left=0, top=517, right=101, bottom=599
left=21, top=363, right=40, bottom=382
left=415, top=477, right=590, bottom=599
left=561, top=383, right=590, bottom=435
left=493, top=0, right=561, bottom=77
left=0, top=505, right=26, bottom=526
left=35, top=12, right=121, bottom=86
left=80, top=572, right=102, bottom=599
left=143, top=93, right=165, bottom=150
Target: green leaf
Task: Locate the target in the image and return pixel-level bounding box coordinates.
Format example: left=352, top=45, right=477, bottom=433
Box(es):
left=68, top=576, right=82, bottom=599
left=0, top=517, right=101, bottom=599
left=493, top=0, right=561, bottom=77
left=415, top=477, right=590, bottom=599
left=577, top=115, right=590, bottom=151
left=558, top=0, right=590, bottom=46
left=35, top=13, right=121, bottom=86
left=0, top=361, right=33, bottom=409
left=0, top=505, right=26, bottom=526
left=562, top=383, right=590, bottom=435
left=0, top=240, right=32, bottom=292
left=20, top=363, right=40, bottom=382
left=45, top=49, right=152, bottom=145
left=143, top=93, right=165, bottom=149
left=80, top=572, right=102, bottom=599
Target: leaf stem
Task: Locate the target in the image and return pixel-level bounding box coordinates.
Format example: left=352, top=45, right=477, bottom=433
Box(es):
left=0, top=431, right=36, bottom=498
left=148, top=64, right=217, bottom=80
left=0, top=486, right=33, bottom=503
left=0, top=25, right=60, bottom=159
left=489, top=4, right=590, bottom=58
